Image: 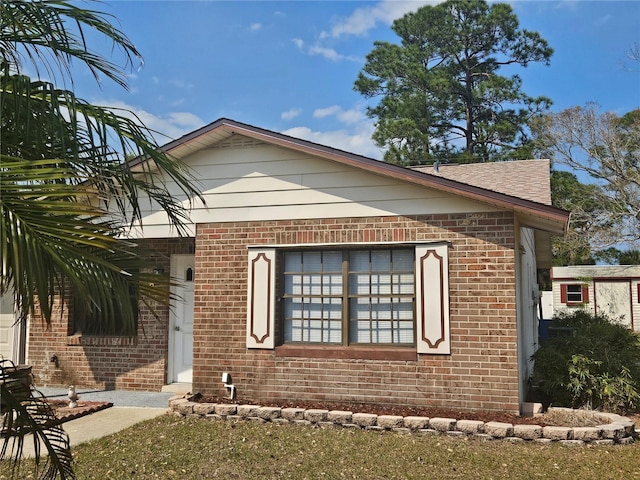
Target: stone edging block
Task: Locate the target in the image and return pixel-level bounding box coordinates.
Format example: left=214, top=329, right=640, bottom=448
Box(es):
left=168, top=395, right=636, bottom=446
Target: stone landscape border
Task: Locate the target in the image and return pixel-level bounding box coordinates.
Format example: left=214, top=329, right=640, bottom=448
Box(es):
left=169, top=395, right=636, bottom=446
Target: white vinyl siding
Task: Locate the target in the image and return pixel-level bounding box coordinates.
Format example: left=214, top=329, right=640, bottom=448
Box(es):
left=128, top=139, right=500, bottom=238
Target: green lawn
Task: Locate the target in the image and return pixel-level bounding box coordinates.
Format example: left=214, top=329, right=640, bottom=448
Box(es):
left=3, top=414, right=640, bottom=479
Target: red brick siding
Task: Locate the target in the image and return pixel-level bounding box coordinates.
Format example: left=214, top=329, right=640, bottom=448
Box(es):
left=27, top=238, right=194, bottom=391
left=194, top=213, right=519, bottom=413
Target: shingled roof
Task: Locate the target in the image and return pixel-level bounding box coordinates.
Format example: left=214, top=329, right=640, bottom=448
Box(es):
left=411, top=159, right=552, bottom=206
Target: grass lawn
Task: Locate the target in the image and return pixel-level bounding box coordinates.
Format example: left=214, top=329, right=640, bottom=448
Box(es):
left=3, top=414, right=640, bottom=479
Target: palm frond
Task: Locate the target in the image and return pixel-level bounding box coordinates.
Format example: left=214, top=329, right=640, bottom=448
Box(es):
left=0, top=0, right=141, bottom=88
left=1, top=154, right=177, bottom=334
left=1, top=70, right=204, bottom=232
left=0, top=361, right=75, bottom=480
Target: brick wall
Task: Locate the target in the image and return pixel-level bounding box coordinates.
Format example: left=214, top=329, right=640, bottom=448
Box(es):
left=27, top=238, right=194, bottom=391
left=194, top=212, right=519, bottom=413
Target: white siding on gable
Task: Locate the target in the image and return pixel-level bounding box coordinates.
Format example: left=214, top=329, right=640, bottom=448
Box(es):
left=127, top=138, right=503, bottom=238
left=634, top=280, right=640, bottom=331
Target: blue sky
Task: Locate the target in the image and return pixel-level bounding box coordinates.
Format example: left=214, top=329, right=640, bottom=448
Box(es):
left=73, top=0, right=640, bottom=159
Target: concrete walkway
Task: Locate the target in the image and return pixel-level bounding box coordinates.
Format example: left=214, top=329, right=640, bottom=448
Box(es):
left=37, top=386, right=178, bottom=408
left=14, top=387, right=186, bottom=457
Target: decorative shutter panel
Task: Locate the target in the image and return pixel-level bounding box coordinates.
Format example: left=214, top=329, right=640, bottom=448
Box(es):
left=246, top=248, right=276, bottom=349
left=581, top=285, right=589, bottom=303
left=560, top=284, right=567, bottom=304
left=415, top=244, right=450, bottom=354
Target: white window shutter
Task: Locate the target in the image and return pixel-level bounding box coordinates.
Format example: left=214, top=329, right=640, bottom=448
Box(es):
left=247, top=248, right=276, bottom=349
left=415, top=244, right=450, bottom=354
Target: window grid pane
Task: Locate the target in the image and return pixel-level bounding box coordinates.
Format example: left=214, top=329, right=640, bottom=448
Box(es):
left=284, top=251, right=343, bottom=344
left=566, top=284, right=583, bottom=302
left=348, top=250, right=414, bottom=345
left=283, top=249, right=414, bottom=346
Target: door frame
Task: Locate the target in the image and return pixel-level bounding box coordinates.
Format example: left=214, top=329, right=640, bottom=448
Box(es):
left=168, top=254, right=195, bottom=384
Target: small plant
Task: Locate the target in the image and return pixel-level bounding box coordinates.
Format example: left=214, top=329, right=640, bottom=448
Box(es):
left=567, top=354, right=640, bottom=412
left=531, top=311, right=640, bottom=413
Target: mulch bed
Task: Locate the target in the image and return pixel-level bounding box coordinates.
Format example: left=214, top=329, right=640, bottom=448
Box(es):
left=46, top=400, right=113, bottom=424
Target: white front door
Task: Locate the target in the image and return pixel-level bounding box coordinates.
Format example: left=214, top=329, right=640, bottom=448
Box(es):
left=595, top=281, right=632, bottom=328
left=0, top=293, right=16, bottom=361
left=169, top=255, right=195, bottom=384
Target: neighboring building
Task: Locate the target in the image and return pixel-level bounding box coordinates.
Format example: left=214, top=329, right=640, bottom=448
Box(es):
left=19, top=119, right=569, bottom=414
left=551, top=265, right=640, bottom=330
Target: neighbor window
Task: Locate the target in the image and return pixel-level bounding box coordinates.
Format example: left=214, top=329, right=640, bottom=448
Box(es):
left=282, top=249, right=415, bottom=346
left=560, top=283, right=589, bottom=305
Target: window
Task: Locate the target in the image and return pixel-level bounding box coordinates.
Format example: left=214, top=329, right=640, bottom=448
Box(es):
left=246, top=243, right=451, bottom=354
left=566, top=284, right=583, bottom=303
left=560, top=283, right=589, bottom=305
left=282, top=249, right=414, bottom=346
left=72, top=281, right=139, bottom=336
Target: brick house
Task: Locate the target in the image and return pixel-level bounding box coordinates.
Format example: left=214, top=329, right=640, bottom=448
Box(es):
left=23, top=118, right=569, bottom=414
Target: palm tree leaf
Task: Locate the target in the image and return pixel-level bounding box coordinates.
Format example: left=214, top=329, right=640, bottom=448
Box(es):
left=1, top=361, right=75, bottom=479
left=0, top=0, right=141, bottom=88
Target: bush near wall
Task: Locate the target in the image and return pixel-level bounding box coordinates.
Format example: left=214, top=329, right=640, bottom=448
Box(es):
left=531, top=311, right=640, bottom=414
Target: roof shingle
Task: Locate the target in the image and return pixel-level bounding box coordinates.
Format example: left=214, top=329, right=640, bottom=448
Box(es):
left=411, top=159, right=552, bottom=205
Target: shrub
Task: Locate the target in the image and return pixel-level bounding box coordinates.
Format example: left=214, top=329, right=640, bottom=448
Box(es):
left=531, top=310, right=640, bottom=413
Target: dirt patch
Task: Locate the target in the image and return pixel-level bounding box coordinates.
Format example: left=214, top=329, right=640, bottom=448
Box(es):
left=46, top=400, right=113, bottom=424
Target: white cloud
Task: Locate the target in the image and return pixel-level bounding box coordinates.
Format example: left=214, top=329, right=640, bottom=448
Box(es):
left=593, top=14, right=613, bottom=27
left=281, top=108, right=302, bottom=120
left=314, top=105, right=342, bottom=118
left=325, top=0, right=435, bottom=39
left=313, top=105, right=367, bottom=125
left=308, top=45, right=344, bottom=62
left=297, top=1, right=436, bottom=63
left=97, top=99, right=205, bottom=142
left=282, top=108, right=382, bottom=159
left=295, top=40, right=359, bottom=63
left=250, top=23, right=262, bottom=31
left=282, top=123, right=381, bottom=159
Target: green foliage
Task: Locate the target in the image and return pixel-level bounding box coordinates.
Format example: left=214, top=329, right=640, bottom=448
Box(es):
left=1, top=1, right=201, bottom=478
left=594, top=248, right=640, bottom=265
left=531, top=311, right=640, bottom=413
left=549, top=170, right=611, bottom=265
left=532, top=104, right=640, bottom=249
left=1, top=1, right=202, bottom=329
left=355, top=0, right=553, bottom=165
